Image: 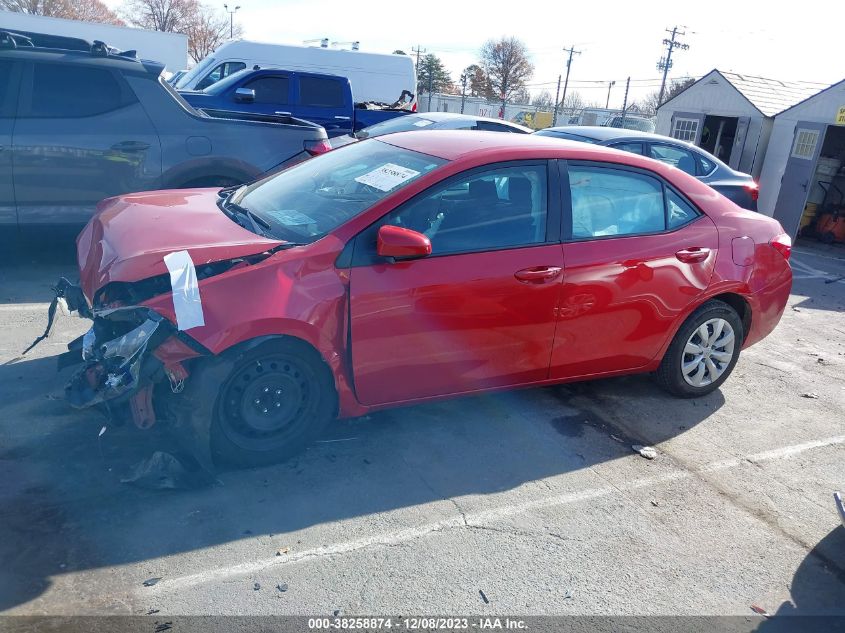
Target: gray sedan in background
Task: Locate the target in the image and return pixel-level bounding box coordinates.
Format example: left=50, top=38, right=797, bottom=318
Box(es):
left=356, top=112, right=532, bottom=139
left=534, top=126, right=759, bottom=211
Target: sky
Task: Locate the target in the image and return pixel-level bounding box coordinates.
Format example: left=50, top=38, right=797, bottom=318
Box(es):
left=111, top=0, right=840, bottom=106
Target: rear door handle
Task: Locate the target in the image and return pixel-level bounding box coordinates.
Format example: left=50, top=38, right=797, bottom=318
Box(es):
left=675, top=247, right=711, bottom=263
left=514, top=266, right=562, bottom=284
left=334, top=115, right=351, bottom=120
left=111, top=141, right=150, bottom=152
left=275, top=111, right=292, bottom=116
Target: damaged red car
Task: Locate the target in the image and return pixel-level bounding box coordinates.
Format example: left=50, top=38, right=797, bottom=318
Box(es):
left=55, top=131, right=793, bottom=467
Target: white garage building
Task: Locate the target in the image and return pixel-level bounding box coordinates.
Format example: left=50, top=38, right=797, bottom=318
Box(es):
left=655, top=70, right=823, bottom=178
left=760, top=80, right=845, bottom=240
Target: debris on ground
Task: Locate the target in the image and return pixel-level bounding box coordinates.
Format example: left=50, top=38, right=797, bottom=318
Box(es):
left=143, top=577, right=162, bottom=587
left=253, top=582, right=261, bottom=591
left=479, top=589, right=489, bottom=604
left=651, top=500, right=660, bottom=507
left=154, top=622, right=173, bottom=632
left=121, top=451, right=217, bottom=490
left=750, top=605, right=769, bottom=616
left=146, top=609, right=160, bottom=615
left=275, top=547, right=290, bottom=556
left=610, top=435, right=624, bottom=443
left=801, top=392, right=820, bottom=399
left=817, top=357, right=829, bottom=365
left=632, top=445, right=657, bottom=460
left=563, top=591, right=573, bottom=600
left=333, top=610, right=341, bottom=617
left=276, top=582, right=288, bottom=593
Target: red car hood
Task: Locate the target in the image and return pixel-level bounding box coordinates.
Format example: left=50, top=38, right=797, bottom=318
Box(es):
left=77, top=189, right=284, bottom=300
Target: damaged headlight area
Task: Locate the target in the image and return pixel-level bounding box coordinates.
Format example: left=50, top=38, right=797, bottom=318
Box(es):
left=66, top=307, right=174, bottom=410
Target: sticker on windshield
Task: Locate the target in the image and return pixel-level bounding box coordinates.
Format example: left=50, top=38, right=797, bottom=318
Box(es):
left=413, top=119, right=434, bottom=127
left=355, top=163, right=421, bottom=191
left=264, top=209, right=317, bottom=225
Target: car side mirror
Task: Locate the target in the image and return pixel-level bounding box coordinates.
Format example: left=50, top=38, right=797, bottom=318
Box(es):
left=234, top=87, right=255, bottom=103
left=377, top=225, right=431, bottom=260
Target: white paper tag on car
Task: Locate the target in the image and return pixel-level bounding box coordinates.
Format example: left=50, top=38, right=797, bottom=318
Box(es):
left=355, top=163, right=420, bottom=192
left=164, top=250, right=205, bottom=331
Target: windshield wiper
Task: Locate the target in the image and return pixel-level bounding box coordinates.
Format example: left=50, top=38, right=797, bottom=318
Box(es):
left=221, top=194, right=271, bottom=236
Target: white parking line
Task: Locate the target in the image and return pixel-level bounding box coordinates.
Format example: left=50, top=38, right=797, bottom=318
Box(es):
left=146, top=433, right=845, bottom=595
left=0, top=303, right=51, bottom=312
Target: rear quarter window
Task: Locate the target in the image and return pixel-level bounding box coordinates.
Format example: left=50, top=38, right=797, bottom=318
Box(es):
left=299, top=77, right=345, bottom=107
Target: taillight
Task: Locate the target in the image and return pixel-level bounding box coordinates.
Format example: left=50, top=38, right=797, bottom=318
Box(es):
left=770, top=232, right=792, bottom=260
left=745, top=182, right=760, bottom=202
left=303, top=138, right=332, bottom=156
left=412, top=102, right=417, bottom=112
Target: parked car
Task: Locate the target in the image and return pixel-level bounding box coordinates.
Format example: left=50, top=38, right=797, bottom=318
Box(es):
left=173, top=39, right=417, bottom=111
left=0, top=30, right=329, bottom=232
left=355, top=112, right=532, bottom=139
left=54, top=131, right=792, bottom=468
left=180, top=68, right=410, bottom=138
left=603, top=114, right=656, bottom=133
left=534, top=126, right=759, bottom=210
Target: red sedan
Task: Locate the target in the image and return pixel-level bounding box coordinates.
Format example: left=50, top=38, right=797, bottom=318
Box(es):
left=60, top=131, right=792, bottom=467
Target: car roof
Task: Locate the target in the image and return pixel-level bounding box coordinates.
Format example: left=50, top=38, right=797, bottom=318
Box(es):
left=0, top=43, right=165, bottom=76
left=380, top=129, right=641, bottom=161
left=416, top=112, right=530, bottom=130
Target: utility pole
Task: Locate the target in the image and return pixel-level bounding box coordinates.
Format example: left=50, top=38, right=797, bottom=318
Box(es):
left=657, top=26, right=689, bottom=104
left=605, top=80, right=615, bottom=109
left=552, top=74, right=562, bottom=126
left=427, top=56, right=434, bottom=112
left=459, top=69, right=470, bottom=114
left=223, top=3, right=240, bottom=39
left=620, top=76, right=630, bottom=128
left=559, top=45, right=581, bottom=123
left=411, top=45, right=425, bottom=71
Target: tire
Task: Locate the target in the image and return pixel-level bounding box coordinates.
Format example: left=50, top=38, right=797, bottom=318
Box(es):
left=210, top=338, right=337, bottom=467
left=655, top=300, right=744, bottom=398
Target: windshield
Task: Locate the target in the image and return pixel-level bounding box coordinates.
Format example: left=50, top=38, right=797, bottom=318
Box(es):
left=201, top=68, right=254, bottom=94
left=174, top=56, right=215, bottom=89
left=356, top=115, right=436, bottom=139
left=231, top=140, right=446, bottom=243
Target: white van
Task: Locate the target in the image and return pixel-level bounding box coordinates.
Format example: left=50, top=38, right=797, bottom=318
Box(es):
left=175, top=39, right=417, bottom=109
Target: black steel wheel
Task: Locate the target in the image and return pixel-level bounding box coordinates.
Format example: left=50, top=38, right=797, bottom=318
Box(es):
left=211, top=339, right=336, bottom=467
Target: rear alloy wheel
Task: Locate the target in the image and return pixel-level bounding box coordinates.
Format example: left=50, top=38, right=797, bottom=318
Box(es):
left=211, top=340, right=336, bottom=467
left=655, top=300, right=743, bottom=398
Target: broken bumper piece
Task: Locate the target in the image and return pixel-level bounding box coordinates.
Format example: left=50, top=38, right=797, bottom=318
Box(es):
left=65, top=307, right=173, bottom=410
left=835, top=492, right=845, bottom=529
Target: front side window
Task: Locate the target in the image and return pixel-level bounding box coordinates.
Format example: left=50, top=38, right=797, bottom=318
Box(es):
left=232, top=139, right=445, bottom=243
left=378, top=163, right=548, bottom=256
left=650, top=144, right=697, bottom=175
left=244, top=76, right=289, bottom=104
left=299, top=77, right=345, bottom=107
left=29, top=63, right=129, bottom=117
left=568, top=166, right=665, bottom=238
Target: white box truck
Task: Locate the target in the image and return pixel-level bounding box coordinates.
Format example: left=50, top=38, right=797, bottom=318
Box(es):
left=0, top=9, right=188, bottom=71
left=175, top=39, right=417, bottom=110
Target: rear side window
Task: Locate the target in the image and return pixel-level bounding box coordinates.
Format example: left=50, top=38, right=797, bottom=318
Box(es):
left=29, top=63, right=130, bottom=118
left=610, top=141, right=645, bottom=155
left=299, top=77, right=345, bottom=107
left=475, top=121, right=520, bottom=133
left=568, top=166, right=665, bottom=238
left=650, top=144, right=697, bottom=175
left=244, top=76, right=289, bottom=104
left=666, top=190, right=700, bottom=229
left=0, top=61, right=13, bottom=107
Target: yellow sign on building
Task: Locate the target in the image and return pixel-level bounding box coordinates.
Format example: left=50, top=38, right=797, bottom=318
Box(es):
left=837, top=105, right=845, bottom=125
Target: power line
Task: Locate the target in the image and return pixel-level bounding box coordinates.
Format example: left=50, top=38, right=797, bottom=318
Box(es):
left=657, top=26, right=690, bottom=104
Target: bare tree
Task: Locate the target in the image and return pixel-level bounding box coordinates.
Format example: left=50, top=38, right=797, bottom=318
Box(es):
left=121, top=0, right=197, bottom=32
left=479, top=36, right=533, bottom=109
left=185, top=3, right=240, bottom=62
left=122, top=0, right=241, bottom=63
left=640, top=77, right=696, bottom=116
left=510, top=87, right=531, bottom=105
left=464, top=64, right=493, bottom=99
left=559, top=90, right=584, bottom=115
left=531, top=90, right=553, bottom=109
left=1, top=0, right=124, bottom=24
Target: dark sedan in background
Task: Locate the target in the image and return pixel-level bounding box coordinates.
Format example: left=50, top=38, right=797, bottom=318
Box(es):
left=535, top=126, right=759, bottom=211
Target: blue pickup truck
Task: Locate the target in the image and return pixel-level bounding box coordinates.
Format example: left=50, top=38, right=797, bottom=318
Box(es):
left=180, top=68, right=412, bottom=138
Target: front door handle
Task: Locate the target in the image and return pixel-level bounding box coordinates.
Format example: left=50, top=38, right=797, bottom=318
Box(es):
left=111, top=140, right=150, bottom=152
left=275, top=111, right=292, bottom=116
left=514, top=266, right=562, bottom=284
left=675, top=247, right=711, bottom=263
